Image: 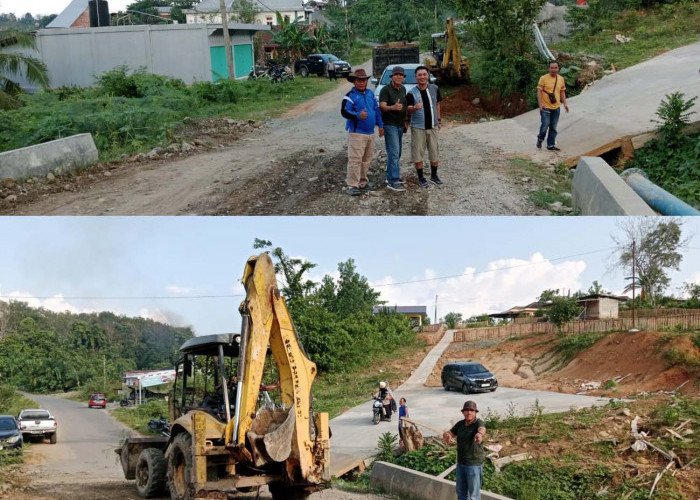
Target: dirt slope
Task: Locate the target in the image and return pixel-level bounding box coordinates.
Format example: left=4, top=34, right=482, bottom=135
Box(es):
left=426, top=330, right=700, bottom=397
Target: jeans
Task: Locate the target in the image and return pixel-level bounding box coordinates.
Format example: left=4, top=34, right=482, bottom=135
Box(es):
left=383, top=125, right=403, bottom=184
left=456, top=463, right=482, bottom=500
left=538, top=107, right=561, bottom=148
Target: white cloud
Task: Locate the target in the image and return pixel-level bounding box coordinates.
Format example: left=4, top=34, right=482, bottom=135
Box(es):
left=165, top=284, right=191, bottom=294
left=0, top=291, right=84, bottom=314
left=372, top=253, right=586, bottom=320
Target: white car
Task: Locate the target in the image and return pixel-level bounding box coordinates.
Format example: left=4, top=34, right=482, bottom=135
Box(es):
left=371, top=63, right=436, bottom=99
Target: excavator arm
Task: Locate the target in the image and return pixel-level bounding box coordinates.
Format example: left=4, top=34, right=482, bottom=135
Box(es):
left=234, top=253, right=329, bottom=484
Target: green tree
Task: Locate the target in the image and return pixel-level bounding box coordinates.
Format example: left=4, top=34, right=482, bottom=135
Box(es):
left=0, top=29, right=48, bottom=109
left=334, top=259, right=381, bottom=318
left=612, top=218, right=685, bottom=307
left=253, top=238, right=317, bottom=307
left=443, top=312, right=463, bottom=329
left=587, top=280, right=605, bottom=295
left=272, top=11, right=313, bottom=65
left=455, top=0, right=546, bottom=98
left=548, top=296, right=582, bottom=332
left=230, top=0, right=259, bottom=23
left=537, top=289, right=560, bottom=302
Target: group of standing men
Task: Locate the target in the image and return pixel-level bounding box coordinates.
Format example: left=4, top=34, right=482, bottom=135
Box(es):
left=341, top=66, right=443, bottom=196
left=341, top=60, right=571, bottom=196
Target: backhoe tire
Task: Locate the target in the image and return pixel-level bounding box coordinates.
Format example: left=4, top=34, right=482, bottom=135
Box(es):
left=269, top=482, right=312, bottom=500
left=49, top=433, right=57, bottom=444
left=167, top=433, right=194, bottom=500
left=299, top=66, right=309, bottom=77
left=136, top=448, right=167, bottom=498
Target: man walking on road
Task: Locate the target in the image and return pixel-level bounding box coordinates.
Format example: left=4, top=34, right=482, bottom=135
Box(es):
left=406, top=65, right=443, bottom=188
left=443, top=401, right=486, bottom=500
left=342, top=69, right=384, bottom=196
left=537, top=60, right=570, bottom=151
left=327, top=57, right=337, bottom=81
left=379, top=66, right=408, bottom=192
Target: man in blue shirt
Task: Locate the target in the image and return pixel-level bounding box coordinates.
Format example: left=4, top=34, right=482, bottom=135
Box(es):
left=342, top=69, right=384, bottom=196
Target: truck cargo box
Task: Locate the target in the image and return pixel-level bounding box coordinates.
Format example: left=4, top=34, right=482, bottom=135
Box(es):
left=372, top=42, right=420, bottom=77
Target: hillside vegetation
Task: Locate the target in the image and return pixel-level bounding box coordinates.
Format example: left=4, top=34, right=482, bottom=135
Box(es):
left=0, top=300, right=193, bottom=395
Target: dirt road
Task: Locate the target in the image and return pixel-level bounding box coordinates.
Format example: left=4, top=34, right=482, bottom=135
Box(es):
left=0, top=77, right=544, bottom=216
left=3, top=394, right=390, bottom=500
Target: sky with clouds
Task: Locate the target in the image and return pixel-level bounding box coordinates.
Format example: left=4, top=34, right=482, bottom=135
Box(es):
left=1, top=216, right=699, bottom=335
left=1, top=0, right=132, bottom=17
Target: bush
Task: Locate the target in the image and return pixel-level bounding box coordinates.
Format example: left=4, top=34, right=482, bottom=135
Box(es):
left=95, top=66, right=186, bottom=98
left=190, top=79, right=242, bottom=104
left=625, top=93, right=699, bottom=208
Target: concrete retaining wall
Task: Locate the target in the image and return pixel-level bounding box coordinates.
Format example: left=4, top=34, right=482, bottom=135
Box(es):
left=370, top=461, right=514, bottom=500
left=572, top=156, right=655, bottom=215
left=0, top=134, right=98, bottom=180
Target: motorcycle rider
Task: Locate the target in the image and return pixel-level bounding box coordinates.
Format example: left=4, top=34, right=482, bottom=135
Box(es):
left=373, top=381, right=395, bottom=420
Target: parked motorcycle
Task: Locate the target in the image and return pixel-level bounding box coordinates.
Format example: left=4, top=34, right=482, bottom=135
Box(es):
left=248, top=65, right=272, bottom=81
left=147, top=417, right=170, bottom=436
left=371, top=396, right=384, bottom=425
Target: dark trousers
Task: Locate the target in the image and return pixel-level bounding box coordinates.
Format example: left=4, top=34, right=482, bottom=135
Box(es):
left=537, top=107, right=561, bottom=148
left=328, top=70, right=337, bottom=81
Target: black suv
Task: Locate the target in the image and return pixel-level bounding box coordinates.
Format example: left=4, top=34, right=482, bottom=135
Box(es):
left=441, top=362, right=498, bottom=394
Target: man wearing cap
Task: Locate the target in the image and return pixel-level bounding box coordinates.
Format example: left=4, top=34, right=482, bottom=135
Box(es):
left=443, top=400, right=486, bottom=500
left=378, top=66, right=408, bottom=192
left=341, top=69, right=384, bottom=196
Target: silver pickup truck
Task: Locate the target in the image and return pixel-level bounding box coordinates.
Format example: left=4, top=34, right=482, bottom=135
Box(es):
left=17, top=409, right=57, bottom=444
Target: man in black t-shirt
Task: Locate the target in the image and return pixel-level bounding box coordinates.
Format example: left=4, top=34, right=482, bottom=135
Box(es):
left=443, top=400, right=486, bottom=500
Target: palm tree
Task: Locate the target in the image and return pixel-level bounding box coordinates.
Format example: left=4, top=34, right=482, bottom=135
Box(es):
left=272, top=11, right=313, bottom=67
left=0, top=30, right=49, bottom=109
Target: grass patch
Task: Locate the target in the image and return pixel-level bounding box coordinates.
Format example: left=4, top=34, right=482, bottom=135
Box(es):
left=360, top=395, right=700, bottom=500
left=313, top=341, right=428, bottom=419
left=346, top=43, right=373, bottom=67
left=551, top=332, right=604, bottom=366
left=507, top=157, right=574, bottom=213
left=553, top=3, right=700, bottom=70
left=0, top=386, right=37, bottom=415
left=111, top=400, right=169, bottom=435
left=0, top=69, right=338, bottom=162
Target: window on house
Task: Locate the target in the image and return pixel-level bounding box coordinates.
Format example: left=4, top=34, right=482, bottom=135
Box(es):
left=266, top=17, right=272, bottom=26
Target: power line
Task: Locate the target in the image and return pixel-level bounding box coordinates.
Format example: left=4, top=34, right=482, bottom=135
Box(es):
left=373, top=247, right=616, bottom=287
left=0, top=246, right=620, bottom=302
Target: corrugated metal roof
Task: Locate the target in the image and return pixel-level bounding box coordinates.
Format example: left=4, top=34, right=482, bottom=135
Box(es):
left=46, top=0, right=89, bottom=28
left=373, top=305, right=427, bottom=315
left=192, top=0, right=304, bottom=13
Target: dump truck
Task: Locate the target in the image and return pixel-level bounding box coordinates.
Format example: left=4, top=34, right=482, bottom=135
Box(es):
left=425, top=18, right=469, bottom=83
left=371, top=42, right=420, bottom=77
left=116, top=253, right=330, bottom=500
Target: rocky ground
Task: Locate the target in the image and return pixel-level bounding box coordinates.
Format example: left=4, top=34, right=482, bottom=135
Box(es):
left=0, top=83, right=569, bottom=216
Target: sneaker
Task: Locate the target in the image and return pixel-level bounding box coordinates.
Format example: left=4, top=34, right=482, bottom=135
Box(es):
left=346, top=187, right=361, bottom=196
left=387, top=182, right=406, bottom=192
left=547, top=146, right=561, bottom=152
left=361, top=182, right=375, bottom=191
left=418, top=177, right=429, bottom=189
left=536, top=141, right=542, bottom=149
left=430, top=175, right=443, bottom=186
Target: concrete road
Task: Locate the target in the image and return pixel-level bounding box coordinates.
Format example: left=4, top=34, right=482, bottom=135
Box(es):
left=329, top=332, right=609, bottom=477
left=457, top=41, right=700, bottom=160
left=22, top=394, right=132, bottom=485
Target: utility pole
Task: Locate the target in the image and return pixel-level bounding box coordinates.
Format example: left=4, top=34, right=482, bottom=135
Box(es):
left=219, top=0, right=235, bottom=79
left=631, top=239, right=636, bottom=330
left=103, top=354, right=106, bottom=393
left=434, top=295, right=438, bottom=325
left=344, top=0, right=350, bottom=55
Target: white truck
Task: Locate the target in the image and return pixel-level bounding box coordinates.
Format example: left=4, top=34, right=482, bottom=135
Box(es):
left=17, top=409, right=57, bottom=444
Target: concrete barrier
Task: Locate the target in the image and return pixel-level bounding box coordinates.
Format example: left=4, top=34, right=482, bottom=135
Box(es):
left=370, top=461, right=514, bottom=500
left=572, top=156, right=655, bottom=215
left=0, top=134, right=98, bottom=180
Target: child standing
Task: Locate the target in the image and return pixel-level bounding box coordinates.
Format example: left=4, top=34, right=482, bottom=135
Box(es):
left=398, top=398, right=409, bottom=445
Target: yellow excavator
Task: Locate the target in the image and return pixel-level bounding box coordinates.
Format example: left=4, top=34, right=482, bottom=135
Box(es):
left=117, top=253, right=330, bottom=500
left=425, top=18, right=470, bottom=83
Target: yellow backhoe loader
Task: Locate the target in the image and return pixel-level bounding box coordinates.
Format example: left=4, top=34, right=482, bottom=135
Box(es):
left=116, top=253, right=330, bottom=500
left=425, top=18, right=470, bottom=83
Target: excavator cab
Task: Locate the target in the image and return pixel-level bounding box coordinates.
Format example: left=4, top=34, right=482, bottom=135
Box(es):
left=425, top=18, right=470, bottom=83
left=118, top=253, right=330, bottom=500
